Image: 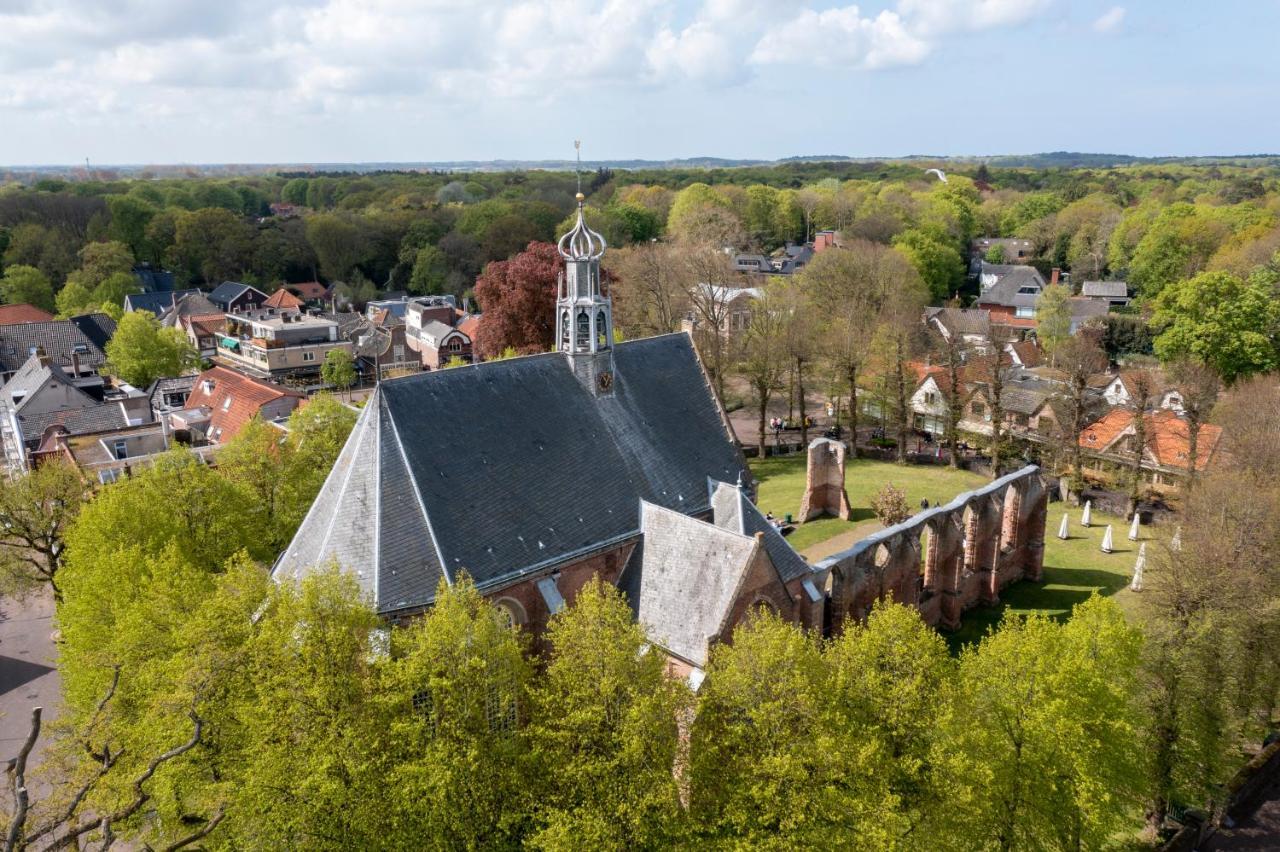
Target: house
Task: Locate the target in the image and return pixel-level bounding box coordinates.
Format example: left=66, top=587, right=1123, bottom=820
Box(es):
left=414, top=320, right=473, bottom=370
left=978, top=262, right=1045, bottom=294
left=0, top=305, right=54, bottom=326
left=732, top=253, right=772, bottom=274
left=1005, top=339, right=1042, bottom=368
left=263, top=288, right=304, bottom=311
left=1081, top=280, right=1130, bottom=308
left=147, top=375, right=197, bottom=422
left=924, top=306, right=991, bottom=351
left=123, top=288, right=203, bottom=317
left=31, top=421, right=209, bottom=484
left=962, top=369, right=1059, bottom=437
left=910, top=369, right=967, bottom=437
left=0, top=314, right=114, bottom=385
left=131, top=264, right=175, bottom=293
left=365, top=297, right=413, bottom=326
left=684, top=283, right=761, bottom=337
left=1079, top=408, right=1222, bottom=481
left=208, top=282, right=268, bottom=314
left=0, top=351, right=136, bottom=473
left=168, top=366, right=304, bottom=445
left=813, top=230, right=839, bottom=252
left=971, top=237, right=1034, bottom=270
left=285, top=281, right=330, bottom=304
left=214, top=307, right=353, bottom=384
left=976, top=266, right=1046, bottom=326
left=275, top=197, right=823, bottom=680
left=352, top=322, right=422, bottom=381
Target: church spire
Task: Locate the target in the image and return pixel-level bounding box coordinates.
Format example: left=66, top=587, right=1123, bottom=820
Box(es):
left=556, top=144, right=615, bottom=395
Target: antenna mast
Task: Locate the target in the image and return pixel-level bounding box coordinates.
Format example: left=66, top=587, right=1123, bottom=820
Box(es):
left=574, top=139, right=582, bottom=195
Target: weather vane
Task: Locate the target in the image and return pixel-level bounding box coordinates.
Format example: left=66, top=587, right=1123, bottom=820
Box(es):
left=574, top=140, right=582, bottom=196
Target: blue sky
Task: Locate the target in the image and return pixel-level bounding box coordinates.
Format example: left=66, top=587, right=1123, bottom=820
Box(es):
left=0, top=0, right=1276, bottom=165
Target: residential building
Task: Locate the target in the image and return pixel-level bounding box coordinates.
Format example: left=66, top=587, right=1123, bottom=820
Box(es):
left=0, top=314, right=114, bottom=385
left=352, top=322, right=422, bottom=381
left=147, top=375, right=197, bottom=422
left=284, top=281, right=330, bottom=304
left=275, top=195, right=823, bottom=682
left=0, top=305, right=54, bottom=326
left=924, top=306, right=991, bottom=351
left=1079, top=408, right=1222, bottom=482
left=168, top=366, right=304, bottom=445
left=1080, top=280, right=1131, bottom=308
left=977, top=268, right=1108, bottom=332
left=684, top=283, right=761, bottom=337
left=971, top=237, right=1034, bottom=265
left=0, top=351, right=138, bottom=472
left=414, top=320, right=473, bottom=370
left=123, top=288, right=203, bottom=317
left=131, top=263, right=175, bottom=293
left=813, top=230, right=839, bottom=252
left=208, top=281, right=268, bottom=313
left=263, top=288, right=304, bottom=311
left=978, top=261, right=1045, bottom=294
left=214, top=307, right=352, bottom=383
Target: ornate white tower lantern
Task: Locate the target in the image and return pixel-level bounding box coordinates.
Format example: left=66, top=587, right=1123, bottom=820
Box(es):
left=556, top=142, right=614, bottom=395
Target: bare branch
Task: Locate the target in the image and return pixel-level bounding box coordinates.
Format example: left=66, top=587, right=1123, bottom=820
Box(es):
left=4, top=707, right=42, bottom=852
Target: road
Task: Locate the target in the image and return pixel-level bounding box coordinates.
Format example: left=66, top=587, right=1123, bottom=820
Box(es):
left=0, top=587, right=61, bottom=774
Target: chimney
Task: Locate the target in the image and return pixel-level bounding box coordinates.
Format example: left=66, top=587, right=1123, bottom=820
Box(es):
left=1050, top=268, right=1060, bottom=286
left=71, top=351, right=81, bottom=376
left=34, top=346, right=50, bottom=368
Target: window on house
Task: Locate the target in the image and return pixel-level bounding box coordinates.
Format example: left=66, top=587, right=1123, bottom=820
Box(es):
left=393, top=345, right=405, bottom=362
left=113, top=440, right=128, bottom=460
left=303, top=352, right=316, bottom=362
left=924, top=392, right=937, bottom=405
left=1015, top=307, right=1036, bottom=318
left=448, top=340, right=462, bottom=352
left=222, top=396, right=232, bottom=411
left=970, top=402, right=986, bottom=416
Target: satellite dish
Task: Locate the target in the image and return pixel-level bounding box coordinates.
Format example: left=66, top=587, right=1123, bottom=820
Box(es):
left=925, top=168, right=948, bottom=183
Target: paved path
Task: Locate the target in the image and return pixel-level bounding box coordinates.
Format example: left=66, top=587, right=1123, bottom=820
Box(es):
left=0, top=588, right=60, bottom=773
left=800, top=519, right=884, bottom=562
left=1205, top=776, right=1280, bottom=850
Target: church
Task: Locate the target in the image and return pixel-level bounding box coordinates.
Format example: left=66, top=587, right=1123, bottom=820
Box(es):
left=274, top=194, right=824, bottom=682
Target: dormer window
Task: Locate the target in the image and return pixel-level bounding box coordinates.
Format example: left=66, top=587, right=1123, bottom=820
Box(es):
left=222, top=396, right=233, bottom=411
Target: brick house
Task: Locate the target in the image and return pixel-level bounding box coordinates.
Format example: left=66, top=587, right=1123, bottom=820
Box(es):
left=1079, top=408, right=1222, bottom=482
left=169, top=366, right=304, bottom=445
left=276, top=198, right=824, bottom=681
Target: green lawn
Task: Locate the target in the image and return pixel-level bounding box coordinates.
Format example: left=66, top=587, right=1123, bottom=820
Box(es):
left=749, top=454, right=1151, bottom=648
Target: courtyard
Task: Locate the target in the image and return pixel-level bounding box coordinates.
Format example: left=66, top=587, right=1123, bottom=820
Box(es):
left=750, top=453, right=1145, bottom=647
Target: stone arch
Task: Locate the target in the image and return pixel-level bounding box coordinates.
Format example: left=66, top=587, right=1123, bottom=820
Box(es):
left=493, top=597, right=527, bottom=630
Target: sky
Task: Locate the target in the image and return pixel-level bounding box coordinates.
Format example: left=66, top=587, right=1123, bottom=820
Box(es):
left=0, top=0, right=1277, bottom=166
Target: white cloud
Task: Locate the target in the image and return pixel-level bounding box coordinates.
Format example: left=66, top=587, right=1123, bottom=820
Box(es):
left=751, top=7, right=930, bottom=70
left=1093, top=5, right=1125, bottom=33
left=0, top=0, right=1057, bottom=126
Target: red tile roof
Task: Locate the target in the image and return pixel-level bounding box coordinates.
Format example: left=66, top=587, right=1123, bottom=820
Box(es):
left=184, top=313, right=228, bottom=337
left=289, top=281, right=328, bottom=300
left=1079, top=408, right=1222, bottom=472
left=0, top=304, right=55, bottom=325
left=188, top=366, right=304, bottom=443
left=457, top=315, right=481, bottom=340
left=264, top=289, right=304, bottom=310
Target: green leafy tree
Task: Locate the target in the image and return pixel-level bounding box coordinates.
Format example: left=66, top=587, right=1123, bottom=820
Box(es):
left=278, top=394, right=357, bottom=535
left=407, top=244, right=449, bottom=294
left=1128, top=204, right=1230, bottom=299
left=1152, top=269, right=1280, bottom=383
left=92, top=270, right=140, bottom=307
left=1035, top=280, right=1073, bottom=359
left=892, top=229, right=966, bottom=302
left=870, top=482, right=911, bottom=526
left=321, top=348, right=357, bottom=398
left=526, top=577, right=688, bottom=849
left=0, top=461, right=89, bottom=601
left=281, top=178, right=310, bottom=206
left=0, top=265, right=55, bottom=311
left=104, top=310, right=198, bottom=387
left=984, top=243, right=1008, bottom=263
left=54, top=280, right=95, bottom=317
left=216, top=418, right=294, bottom=553
left=379, top=576, right=532, bottom=847
left=690, top=612, right=897, bottom=847
left=106, top=196, right=157, bottom=257
left=168, top=207, right=255, bottom=284
left=75, top=240, right=135, bottom=287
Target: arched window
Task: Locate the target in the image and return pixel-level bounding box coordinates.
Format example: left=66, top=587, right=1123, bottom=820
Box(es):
left=560, top=311, right=570, bottom=350
left=493, top=598, right=526, bottom=631
left=596, top=310, right=609, bottom=349
left=576, top=311, right=590, bottom=350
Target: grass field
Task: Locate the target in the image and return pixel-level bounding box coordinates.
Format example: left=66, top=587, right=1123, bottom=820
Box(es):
left=749, top=454, right=1152, bottom=648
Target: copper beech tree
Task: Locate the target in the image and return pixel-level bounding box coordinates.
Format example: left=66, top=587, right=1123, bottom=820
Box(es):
left=473, top=241, right=563, bottom=358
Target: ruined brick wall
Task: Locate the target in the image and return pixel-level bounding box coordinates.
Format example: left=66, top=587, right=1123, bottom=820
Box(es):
left=820, top=465, right=1048, bottom=633
left=798, top=438, right=853, bottom=521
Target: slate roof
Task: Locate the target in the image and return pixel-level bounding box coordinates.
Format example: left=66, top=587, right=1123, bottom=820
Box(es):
left=926, top=306, right=991, bottom=339
left=634, top=500, right=758, bottom=668
left=0, top=305, right=54, bottom=326
left=276, top=333, right=749, bottom=615
left=146, top=375, right=197, bottom=410
left=0, top=315, right=114, bottom=374
left=132, top=265, right=175, bottom=293
left=20, top=405, right=131, bottom=445
left=208, top=282, right=267, bottom=310
left=978, top=268, right=1044, bottom=308
left=1, top=354, right=124, bottom=444
left=418, top=319, right=465, bottom=349
left=1082, top=280, right=1128, bottom=299
left=708, top=479, right=810, bottom=583
left=124, top=289, right=202, bottom=316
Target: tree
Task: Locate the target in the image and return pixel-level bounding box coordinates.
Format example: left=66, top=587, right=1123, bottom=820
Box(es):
left=74, top=240, right=134, bottom=288
left=216, top=418, right=294, bottom=553
left=805, top=242, right=926, bottom=458
left=320, top=348, right=357, bottom=398
left=1125, top=369, right=1159, bottom=508
left=168, top=207, right=254, bottom=284
left=91, top=270, right=140, bottom=307
left=103, top=310, right=198, bottom=387
left=0, top=266, right=54, bottom=311
left=945, top=600, right=1145, bottom=850
left=526, top=578, right=687, bottom=848
left=684, top=245, right=740, bottom=402
left=973, top=326, right=1017, bottom=479
left=1128, top=204, right=1229, bottom=299
left=53, top=280, right=94, bottom=317
left=406, top=244, right=448, bottom=295
left=1034, top=280, right=1073, bottom=360
left=379, top=576, right=532, bottom=848
left=1167, top=359, right=1219, bottom=487
left=474, top=242, right=562, bottom=358
left=1051, top=335, right=1108, bottom=493
left=1152, top=269, right=1280, bottom=383
left=984, top=243, right=1008, bottom=264
left=666, top=183, right=738, bottom=245
left=870, top=483, right=911, bottom=527
left=0, top=461, right=89, bottom=601
left=278, top=394, right=357, bottom=535
left=738, top=283, right=788, bottom=453
left=893, top=229, right=966, bottom=302
left=105, top=196, right=157, bottom=258
left=602, top=242, right=688, bottom=338
left=778, top=278, right=818, bottom=447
